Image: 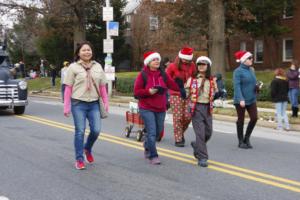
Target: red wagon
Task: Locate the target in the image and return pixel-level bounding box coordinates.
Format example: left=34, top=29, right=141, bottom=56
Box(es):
left=124, top=111, right=164, bottom=142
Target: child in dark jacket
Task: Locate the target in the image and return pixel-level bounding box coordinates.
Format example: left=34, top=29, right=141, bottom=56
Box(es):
left=270, top=68, right=290, bottom=131
left=134, top=51, right=180, bottom=165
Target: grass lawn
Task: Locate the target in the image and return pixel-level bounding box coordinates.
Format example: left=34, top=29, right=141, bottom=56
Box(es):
left=27, top=77, right=61, bottom=92
left=226, top=70, right=274, bottom=85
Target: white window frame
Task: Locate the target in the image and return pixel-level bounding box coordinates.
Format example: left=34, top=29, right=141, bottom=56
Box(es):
left=254, top=40, right=263, bottom=63
left=283, top=38, right=293, bottom=62
left=149, top=16, right=159, bottom=31
left=240, top=42, right=246, bottom=51
left=283, top=0, right=293, bottom=19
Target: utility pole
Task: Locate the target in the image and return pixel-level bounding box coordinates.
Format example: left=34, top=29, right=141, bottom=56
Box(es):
left=103, top=0, right=114, bottom=97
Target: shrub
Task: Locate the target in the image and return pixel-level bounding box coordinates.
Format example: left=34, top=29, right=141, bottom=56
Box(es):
left=116, top=77, right=135, bottom=95
left=224, top=80, right=271, bottom=101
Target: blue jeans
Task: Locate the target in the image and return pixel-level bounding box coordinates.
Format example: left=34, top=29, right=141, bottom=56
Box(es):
left=275, top=102, right=289, bottom=129
left=139, top=109, right=166, bottom=159
left=288, top=88, right=299, bottom=107
left=71, top=100, right=101, bottom=161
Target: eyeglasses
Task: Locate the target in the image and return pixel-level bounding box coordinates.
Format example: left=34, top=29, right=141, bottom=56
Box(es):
left=247, top=57, right=253, bottom=60
left=197, top=63, right=207, bottom=66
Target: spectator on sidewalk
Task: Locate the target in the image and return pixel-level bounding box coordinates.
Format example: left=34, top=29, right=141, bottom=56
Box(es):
left=40, top=59, right=45, bottom=77
left=50, top=64, right=57, bottom=87
left=134, top=51, right=180, bottom=165
left=166, top=47, right=196, bottom=147
left=287, top=60, right=299, bottom=118
left=270, top=68, right=290, bottom=131
left=213, top=73, right=227, bottom=100
left=61, top=61, right=69, bottom=103
left=63, top=41, right=108, bottom=170
left=19, top=61, right=26, bottom=78
left=233, top=50, right=258, bottom=149
left=185, top=56, right=217, bottom=167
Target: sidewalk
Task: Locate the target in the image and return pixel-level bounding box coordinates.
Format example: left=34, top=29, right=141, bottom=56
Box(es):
left=29, top=90, right=300, bottom=132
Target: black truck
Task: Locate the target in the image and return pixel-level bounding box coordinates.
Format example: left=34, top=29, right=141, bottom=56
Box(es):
left=0, top=44, right=28, bottom=114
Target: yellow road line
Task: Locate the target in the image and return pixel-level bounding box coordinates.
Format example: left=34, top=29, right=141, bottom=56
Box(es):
left=21, top=114, right=300, bottom=188
left=17, top=114, right=300, bottom=193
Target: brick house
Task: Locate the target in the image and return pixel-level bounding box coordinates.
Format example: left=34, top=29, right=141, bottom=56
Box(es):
left=228, top=0, right=299, bottom=70
left=124, top=0, right=207, bottom=69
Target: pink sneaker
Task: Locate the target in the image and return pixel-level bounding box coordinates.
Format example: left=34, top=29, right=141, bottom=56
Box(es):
left=75, top=160, right=86, bottom=170
left=84, top=149, right=94, bottom=164
left=149, top=157, right=161, bottom=165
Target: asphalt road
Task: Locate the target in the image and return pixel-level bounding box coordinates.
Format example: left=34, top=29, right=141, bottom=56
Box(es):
left=0, top=97, right=300, bottom=200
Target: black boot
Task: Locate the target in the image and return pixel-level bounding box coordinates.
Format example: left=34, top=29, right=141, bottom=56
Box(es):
left=243, top=137, right=252, bottom=149
left=292, top=107, right=296, bottom=117
left=175, top=140, right=185, bottom=147
left=244, top=120, right=257, bottom=149
left=295, top=107, right=299, bottom=118
left=236, top=122, right=247, bottom=149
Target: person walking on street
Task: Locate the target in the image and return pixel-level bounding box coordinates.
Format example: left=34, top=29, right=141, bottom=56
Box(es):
left=185, top=56, right=217, bottom=167
left=166, top=47, right=196, bottom=147
left=270, top=68, right=290, bottom=131
left=287, top=60, right=299, bottom=117
left=63, top=41, right=108, bottom=170
left=134, top=51, right=180, bottom=165
left=61, top=61, right=69, bottom=103
left=233, top=51, right=258, bottom=149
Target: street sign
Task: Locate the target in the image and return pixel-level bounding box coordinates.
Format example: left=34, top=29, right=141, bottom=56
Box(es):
left=103, top=7, right=113, bottom=21
left=103, top=39, right=114, bottom=53
left=105, top=66, right=115, bottom=81
left=108, top=22, right=119, bottom=36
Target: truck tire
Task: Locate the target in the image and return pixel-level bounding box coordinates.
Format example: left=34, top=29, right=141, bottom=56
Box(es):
left=14, top=106, right=25, bottom=115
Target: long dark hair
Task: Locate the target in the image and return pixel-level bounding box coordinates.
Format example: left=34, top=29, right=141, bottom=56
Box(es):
left=74, top=41, right=94, bottom=62
left=194, top=64, right=212, bottom=92
left=193, top=64, right=212, bottom=79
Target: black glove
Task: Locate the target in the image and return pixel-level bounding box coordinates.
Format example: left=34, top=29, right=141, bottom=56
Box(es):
left=174, top=78, right=184, bottom=89
left=154, top=86, right=165, bottom=94
left=180, top=88, right=187, bottom=99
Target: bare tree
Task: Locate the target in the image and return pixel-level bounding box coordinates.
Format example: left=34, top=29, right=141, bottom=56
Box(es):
left=208, top=0, right=225, bottom=76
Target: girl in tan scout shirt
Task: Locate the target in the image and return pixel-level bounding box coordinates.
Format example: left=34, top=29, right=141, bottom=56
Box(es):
left=63, top=41, right=108, bottom=170
left=185, top=56, right=217, bottom=168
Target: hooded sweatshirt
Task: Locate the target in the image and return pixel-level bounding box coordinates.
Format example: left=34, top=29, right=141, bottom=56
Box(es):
left=134, top=66, right=179, bottom=112
left=166, top=57, right=196, bottom=96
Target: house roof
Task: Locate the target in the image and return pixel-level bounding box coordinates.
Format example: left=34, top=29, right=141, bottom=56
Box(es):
left=123, top=0, right=141, bottom=15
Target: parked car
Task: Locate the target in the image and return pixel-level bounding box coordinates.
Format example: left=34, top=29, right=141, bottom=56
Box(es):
left=0, top=44, right=28, bottom=114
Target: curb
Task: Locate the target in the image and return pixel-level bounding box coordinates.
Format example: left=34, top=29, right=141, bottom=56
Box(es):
left=29, top=93, right=300, bottom=132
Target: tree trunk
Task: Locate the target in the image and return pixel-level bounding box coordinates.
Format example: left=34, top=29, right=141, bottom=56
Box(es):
left=73, top=1, right=86, bottom=51
left=208, top=0, right=225, bottom=76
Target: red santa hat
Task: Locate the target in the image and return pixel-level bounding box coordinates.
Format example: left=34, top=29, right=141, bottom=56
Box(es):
left=144, top=51, right=161, bottom=66
left=196, top=56, right=212, bottom=66
left=234, top=50, right=252, bottom=63
left=178, top=47, right=193, bottom=61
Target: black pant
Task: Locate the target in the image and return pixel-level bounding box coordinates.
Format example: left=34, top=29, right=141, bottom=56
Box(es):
left=235, top=103, right=258, bottom=142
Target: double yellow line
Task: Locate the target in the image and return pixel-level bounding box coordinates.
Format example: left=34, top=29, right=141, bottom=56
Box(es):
left=17, top=114, right=300, bottom=193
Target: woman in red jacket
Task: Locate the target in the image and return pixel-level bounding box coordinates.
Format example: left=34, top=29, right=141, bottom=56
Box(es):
left=134, top=51, right=179, bottom=165
left=166, top=47, right=197, bottom=147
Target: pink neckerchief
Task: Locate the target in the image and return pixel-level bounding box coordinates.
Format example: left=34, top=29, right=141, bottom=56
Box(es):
left=78, top=60, right=94, bottom=91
